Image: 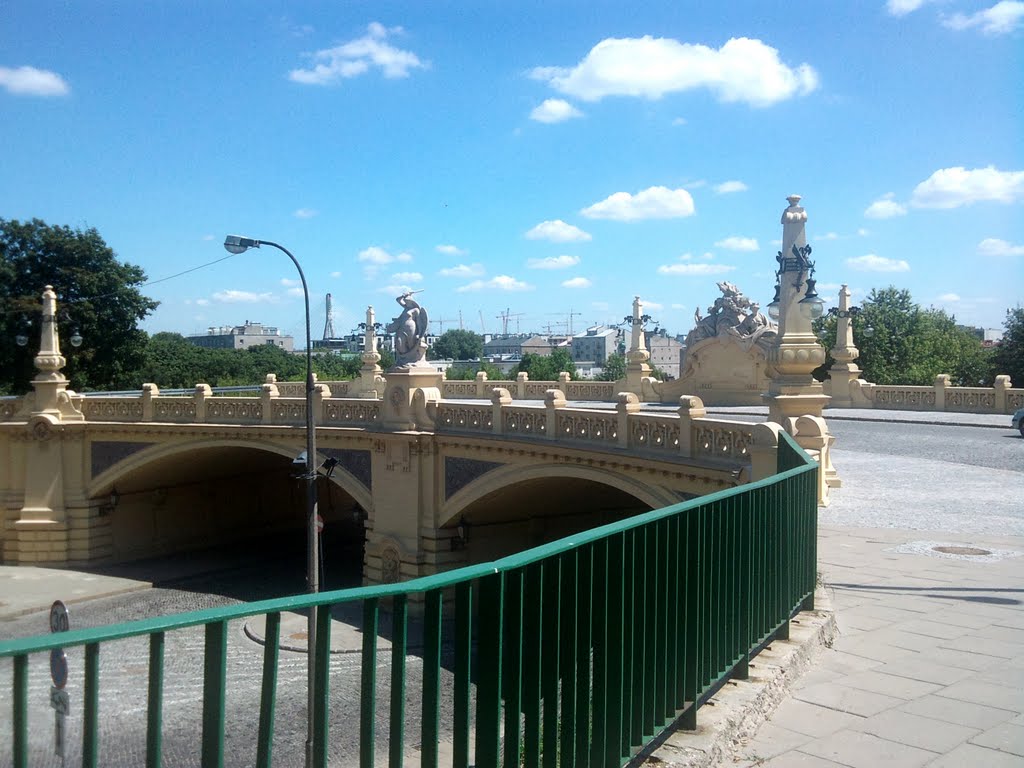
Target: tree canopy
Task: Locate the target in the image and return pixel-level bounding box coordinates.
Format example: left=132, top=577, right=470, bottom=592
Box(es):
left=991, top=307, right=1024, bottom=388
left=813, top=286, right=993, bottom=386
left=428, top=329, right=483, bottom=360
left=513, top=349, right=577, bottom=380
left=0, top=218, right=158, bottom=394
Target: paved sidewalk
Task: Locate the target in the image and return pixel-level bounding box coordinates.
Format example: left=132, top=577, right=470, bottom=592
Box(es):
left=727, top=526, right=1024, bottom=767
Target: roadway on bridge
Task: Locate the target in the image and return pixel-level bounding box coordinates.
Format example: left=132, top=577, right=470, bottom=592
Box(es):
left=1, top=412, right=1021, bottom=766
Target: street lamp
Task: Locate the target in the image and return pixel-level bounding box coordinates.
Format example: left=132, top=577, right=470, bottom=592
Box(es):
left=223, top=235, right=320, bottom=767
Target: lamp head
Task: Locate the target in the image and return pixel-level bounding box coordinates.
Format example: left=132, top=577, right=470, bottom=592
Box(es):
left=70, top=330, right=83, bottom=348
left=224, top=235, right=260, bottom=255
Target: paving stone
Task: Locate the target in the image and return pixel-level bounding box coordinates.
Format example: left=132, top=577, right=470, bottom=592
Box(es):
left=737, top=722, right=814, bottom=760
left=794, top=682, right=903, bottom=718
left=899, top=694, right=1018, bottom=730
left=848, top=708, right=979, bottom=753
left=918, top=646, right=1005, bottom=672
left=831, top=670, right=941, bottom=700
left=939, top=634, right=1020, bottom=659
left=766, top=698, right=864, bottom=738
left=815, top=650, right=886, bottom=676
left=935, top=679, right=1023, bottom=713
left=798, top=729, right=935, bottom=768
left=760, top=751, right=848, bottom=767
left=970, top=722, right=1024, bottom=757
left=875, top=657, right=975, bottom=686
left=924, top=742, right=1024, bottom=768
left=895, top=618, right=971, bottom=640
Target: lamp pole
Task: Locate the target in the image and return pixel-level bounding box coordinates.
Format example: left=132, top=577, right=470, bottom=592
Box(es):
left=224, top=235, right=319, bottom=767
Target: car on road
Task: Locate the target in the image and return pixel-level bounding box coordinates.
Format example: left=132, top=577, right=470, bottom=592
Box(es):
left=1014, top=407, right=1024, bottom=437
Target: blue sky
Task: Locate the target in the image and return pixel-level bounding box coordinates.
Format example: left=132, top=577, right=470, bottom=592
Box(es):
left=2, top=1, right=1021, bottom=344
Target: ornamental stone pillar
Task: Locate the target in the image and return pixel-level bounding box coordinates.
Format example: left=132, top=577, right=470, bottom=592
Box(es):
left=827, top=285, right=862, bottom=408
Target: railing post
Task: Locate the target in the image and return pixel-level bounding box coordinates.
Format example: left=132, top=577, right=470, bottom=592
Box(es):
left=794, top=415, right=832, bottom=506
left=141, top=383, right=158, bottom=422
left=616, top=392, right=640, bottom=448
left=676, top=395, right=706, bottom=458
left=476, top=370, right=489, bottom=399
left=558, top=371, right=571, bottom=397
left=312, top=383, right=330, bottom=426
left=749, top=422, right=783, bottom=481
left=516, top=371, right=528, bottom=399
left=491, top=387, right=511, bottom=434
left=934, top=374, right=949, bottom=412
left=261, top=377, right=279, bottom=425
left=193, top=384, right=211, bottom=423
left=545, top=388, right=566, bottom=436
left=994, top=374, right=1010, bottom=413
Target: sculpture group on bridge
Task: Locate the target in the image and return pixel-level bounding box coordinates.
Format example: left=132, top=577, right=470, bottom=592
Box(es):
left=386, top=291, right=429, bottom=368
left=686, top=281, right=777, bottom=353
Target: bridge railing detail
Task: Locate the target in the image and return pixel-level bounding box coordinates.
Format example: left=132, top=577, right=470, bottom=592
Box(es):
left=0, top=433, right=818, bottom=768
left=441, top=371, right=618, bottom=401
left=435, top=391, right=754, bottom=469
left=842, top=373, right=1020, bottom=414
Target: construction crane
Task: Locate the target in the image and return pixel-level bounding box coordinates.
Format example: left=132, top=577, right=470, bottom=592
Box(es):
left=322, top=293, right=337, bottom=339
left=433, top=316, right=461, bottom=334
left=495, top=308, right=526, bottom=336
left=547, top=309, right=582, bottom=335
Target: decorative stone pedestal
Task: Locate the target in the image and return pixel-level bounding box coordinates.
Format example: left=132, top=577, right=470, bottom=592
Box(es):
left=381, top=367, right=443, bottom=431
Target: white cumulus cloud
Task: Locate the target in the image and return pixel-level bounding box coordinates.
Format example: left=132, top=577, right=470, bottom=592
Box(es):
left=937, top=293, right=961, bottom=302
left=887, top=0, right=933, bottom=15
left=943, top=1, right=1024, bottom=34
left=527, top=255, right=580, bottom=270
left=289, top=22, right=425, bottom=85
left=581, top=186, right=695, bottom=221
left=294, top=208, right=318, bottom=219
left=530, top=35, right=817, bottom=108
left=0, top=65, right=70, bottom=96
left=562, top=277, right=592, bottom=288
left=978, top=238, right=1024, bottom=257
left=391, top=271, right=422, bottom=283
left=330, top=271, right=342, bottom=278
left=358, top=246, right=412, bottom=264
left=435, top=244, right=466, bottom=256
left=714, top=180, right=748, bottom=194
left=211, top=290, right=279, bottom=303
left=280, top=278, right=301, bottom=287
left=439, top=263, right=485, bottom=278
left=845, top=254, right=910, bottom=272
left=530, top=98, right=583, bottom=123
left=911, top=166, right=1024, bottom=209
left=457, top=275, right=533, bottom=292
left=525, top=219, right=592, bottom=242
left=657, top=262, right=736, bottom=276
left=864, top=193, right=908, bottom=219
left=714, top=236, right=758, bottom=252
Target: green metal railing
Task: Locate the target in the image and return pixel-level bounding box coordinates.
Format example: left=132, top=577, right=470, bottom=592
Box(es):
left=1, top=432, right=818, bottom=767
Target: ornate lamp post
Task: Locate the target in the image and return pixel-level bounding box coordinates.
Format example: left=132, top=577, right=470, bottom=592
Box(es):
left=356, top=306, right=385, bottom=398
left=223, top=235, right=319, bottom=768
left=825, top=286, right=873, bottom=407
left=623, top=296, right=654, bottom=392
left=764, top=195, right=828, bottom=426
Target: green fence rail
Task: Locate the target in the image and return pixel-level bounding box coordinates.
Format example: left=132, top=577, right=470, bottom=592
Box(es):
left=1, top=432, right=818, bottom=767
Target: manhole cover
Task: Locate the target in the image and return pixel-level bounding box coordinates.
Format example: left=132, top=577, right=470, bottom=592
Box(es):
left=933, top=546, right=991, bottom=556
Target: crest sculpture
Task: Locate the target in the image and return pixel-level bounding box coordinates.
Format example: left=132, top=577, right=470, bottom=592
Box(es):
left=655, top=282, right=779, bottom=406
left=386, top=291, right=429, bottom=368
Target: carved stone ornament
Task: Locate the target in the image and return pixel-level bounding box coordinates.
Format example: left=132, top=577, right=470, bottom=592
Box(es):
left=389, top=386, right=406, bottom=408
left=385, top=291, right=430, bottom=368
left=686, top=281, right=777, bottom=353
left=31, top=418, right=54, bottom=441
left=380, top=546, right=401, bottom=584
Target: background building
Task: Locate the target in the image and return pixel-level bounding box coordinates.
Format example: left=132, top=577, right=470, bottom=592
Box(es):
left=188, top=321, right=294, bottom=351
left=571, top=326, right=621, bottom=365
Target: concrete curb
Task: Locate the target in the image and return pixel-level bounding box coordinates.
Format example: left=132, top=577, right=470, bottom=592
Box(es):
left=632, top=584, right=837, bottom=767
left=705, top=409, right=1011, bottom=430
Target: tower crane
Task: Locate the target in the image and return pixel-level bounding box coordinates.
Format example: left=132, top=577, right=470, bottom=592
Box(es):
left=495, top=308, right=526, bottom=335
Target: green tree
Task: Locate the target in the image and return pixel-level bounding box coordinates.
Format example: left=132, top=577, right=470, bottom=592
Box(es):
left=992, top=307, right=1024, bottom=387
left=428, top=329, right=483, bottom=360
left=445, top=361, right=504, bottom=380
left=599, top=352, right=627, bottom=381
left=0, top=218, right=158, bottom=394
left=813, top=286, right=992, bottom=386
left=514, top=349, right=577, bottom=381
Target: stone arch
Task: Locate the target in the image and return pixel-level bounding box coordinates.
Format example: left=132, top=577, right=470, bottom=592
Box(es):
left=441, top=461, right=678, bottom=528
left=87, top=437, right=372, bottom=513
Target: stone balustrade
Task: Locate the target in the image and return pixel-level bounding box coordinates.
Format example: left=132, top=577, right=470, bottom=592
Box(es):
left=440, top=371, right=617, bottom=401
left=435, top=389, right=755, bottom=468
left=839, top=374, right=1021, bottom=414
